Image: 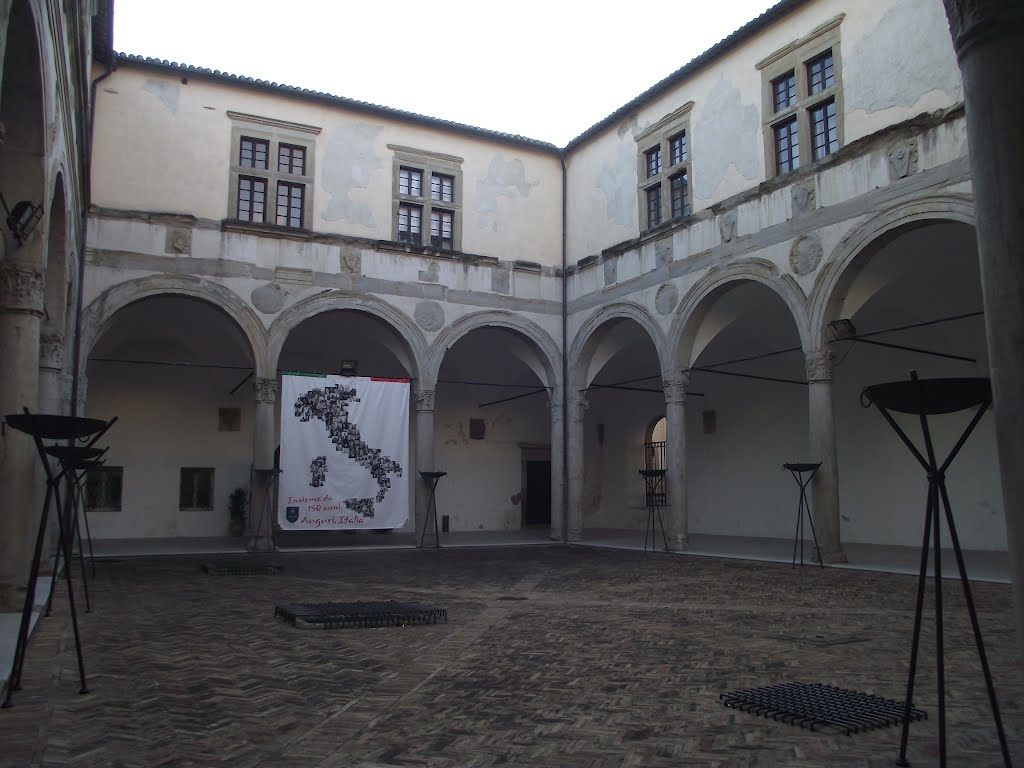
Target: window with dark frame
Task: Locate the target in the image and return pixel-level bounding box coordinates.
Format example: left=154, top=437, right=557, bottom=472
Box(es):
left=237, top=176, right=267, bottom=223
left=645, top=146, right=662, bottom=178
left=772, top=71, right=797, bottom=112
left=399, top=167, right=423, bottom=197
left=85, top=466, right=123, bottom=511
left=398, top=203, right=422, bottom=244
left=276, top=181, right=304, bottom=228
left=670, top=171, right=690, bottom=218
left=179, top=467, right=214, bottom=510
left=231, top=123, right=314, bottom=230
left=430, top=209, right=454, bottom=250
left=636, top=104, right=693, bottom=231
left=807, top=50, right=835, bottom=94
left=809, top=98, right=838, bottom=160
left=775, top=117, right=800, bottom=174
left=278, top=143, right=306, bottom=175
left=759, top=20, right=842, bottom=178
left=646, top=185, right=662, bottom=227
left=240, top=137, right=269, bottom=169
left=669, top=132, right=687, bottom=166
left=431, top=173, right=454, bottom=203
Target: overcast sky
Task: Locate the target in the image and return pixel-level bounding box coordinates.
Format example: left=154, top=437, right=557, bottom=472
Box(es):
left=113, top=1, right=780, bottom=147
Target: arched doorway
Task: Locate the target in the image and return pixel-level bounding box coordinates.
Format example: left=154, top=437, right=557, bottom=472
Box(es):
left=84, top=295, right=257, bottom=539
left=433, top=323, right=557, bottom=536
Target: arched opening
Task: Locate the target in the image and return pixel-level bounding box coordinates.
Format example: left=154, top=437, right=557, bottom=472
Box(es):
left=572, top=313, right=664, bottom=537
left=680, top=281, right=806, bottom=541
left=276, top=308, right=418, bottom=542
left=434, top=325, right=555, bottom=535
left=825, top=220, right=1001, bottom=552
left=42, top=178, right=67, bottom=334
left=85, top=295, right=257, bottom=540
left=0, top=0, right=46, bottom=256
left=644, top=415, right=667, bottom=470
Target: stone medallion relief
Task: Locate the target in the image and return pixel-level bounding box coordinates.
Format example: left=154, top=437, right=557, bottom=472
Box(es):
left=789, top=234, right=824, bottom=276
left=414, top=300, right=445, bottom=332
left=655, top=283, right=679, bottom=316
left=251, top=283, right=286, bottom=314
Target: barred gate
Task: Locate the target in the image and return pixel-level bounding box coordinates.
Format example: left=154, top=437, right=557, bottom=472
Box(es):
left=643, top=440, right=667, bottom=506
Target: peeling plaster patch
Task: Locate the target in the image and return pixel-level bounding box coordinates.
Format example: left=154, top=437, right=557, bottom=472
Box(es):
left=413, top=300, right=445, bottom=332
left=321, top=123, right=382, bottom=228
left=165, top=227, right=191, bottom=254
left=655, top=238, right=673, bottom=266
left=142, top=79, right=179, bottom=114
left=845, top=0, right=961, bottom=113
left=694, top=77, right=759, bottom=199
left=251, top=283, right=286, bottom=314
left=419, top=261, right=440, bottom=283
left=475, top=155, right=538, bottom=230
left=596, top=142, right=636, bottom=228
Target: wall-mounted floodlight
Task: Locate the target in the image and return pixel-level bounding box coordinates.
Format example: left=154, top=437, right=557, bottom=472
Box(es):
left=0, top=192, right=42, bottom=245
left=829, top=318, right=858, bottom=340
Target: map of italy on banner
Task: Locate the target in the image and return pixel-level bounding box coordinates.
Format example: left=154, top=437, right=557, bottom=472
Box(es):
left=279, top=374, right=410, bottom=530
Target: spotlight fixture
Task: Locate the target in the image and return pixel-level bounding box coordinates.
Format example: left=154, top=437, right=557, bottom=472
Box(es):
left=0, top=192, right=42, bottom=245
left=339, top=359, right=358, bottom=377
left=829, top=318, right=858, bottom=340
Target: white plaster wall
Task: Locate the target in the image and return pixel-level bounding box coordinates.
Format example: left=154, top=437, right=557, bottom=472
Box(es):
left=433, top=383, right=551, bottom=531
left=84, top=363, right=255, bottom=539
left=564, top=0, right=964, bottom=263
left=90, top=67, right=563, bottom=266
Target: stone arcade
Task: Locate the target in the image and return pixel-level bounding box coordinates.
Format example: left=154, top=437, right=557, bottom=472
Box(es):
left=1, top=0, right=1022, bottom=650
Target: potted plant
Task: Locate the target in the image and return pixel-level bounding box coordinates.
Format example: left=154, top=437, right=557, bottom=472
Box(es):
left=228, top=487, right=247, bottom=537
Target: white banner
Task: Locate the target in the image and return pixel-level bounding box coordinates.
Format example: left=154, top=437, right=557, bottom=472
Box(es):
left=279, top=374, right=410, bottom=530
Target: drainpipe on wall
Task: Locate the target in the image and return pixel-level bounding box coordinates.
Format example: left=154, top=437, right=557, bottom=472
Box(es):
left=70, top=51, right=115, bottom=418
left=560, top=153, right=568, bottom=544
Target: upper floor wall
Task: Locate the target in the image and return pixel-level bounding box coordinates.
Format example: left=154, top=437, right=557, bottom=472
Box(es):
left=90, top=63, right=564, bottom=267
left=564, top=0, right=963, bottom=263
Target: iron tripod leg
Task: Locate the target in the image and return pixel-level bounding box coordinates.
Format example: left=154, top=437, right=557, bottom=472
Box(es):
left=418, top=478, right=441, bottom=549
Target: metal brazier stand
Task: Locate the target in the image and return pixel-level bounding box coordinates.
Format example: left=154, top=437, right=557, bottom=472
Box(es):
left=861, top=373, right=1009, bottom=767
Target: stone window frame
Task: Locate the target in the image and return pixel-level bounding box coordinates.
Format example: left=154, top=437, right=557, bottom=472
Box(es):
left=85, top=466, right=124, bottom=511
left=635, top=101, right=694, bottom=232
left=757, top=14, right=845, bottom=178
left=388, top=144, right=464, bottom=252
left=226, top=111, right=321, bottom=231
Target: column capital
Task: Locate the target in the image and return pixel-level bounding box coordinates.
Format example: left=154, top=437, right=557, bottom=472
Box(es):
left=664, top=372, right=690, bottom=404
left=569, top=395, right=589, bottom=423
left=39, top=332, right=65, bottom=371
left=253, top=377, right=279, bottom=404
left=0, top=262, right=44, bottom=316
left=944, top=0, right=1024, bottom=58
left=805, top=349, right=834, bottom=382
left=415, top=388, right=435, bottom=412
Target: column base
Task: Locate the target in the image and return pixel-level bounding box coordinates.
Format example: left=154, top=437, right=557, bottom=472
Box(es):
left=818, top=548, right=848, bottom=565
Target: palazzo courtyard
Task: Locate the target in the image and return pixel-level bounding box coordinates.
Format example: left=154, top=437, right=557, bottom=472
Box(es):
left=0, top=545, right=1020, bottom=767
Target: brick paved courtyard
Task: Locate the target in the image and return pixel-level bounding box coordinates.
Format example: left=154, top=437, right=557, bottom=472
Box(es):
left=1, top=546, right=1021, bottom=767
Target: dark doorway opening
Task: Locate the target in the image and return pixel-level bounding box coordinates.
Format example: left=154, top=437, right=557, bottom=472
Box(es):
left=523, top=459, right=551, bottom=528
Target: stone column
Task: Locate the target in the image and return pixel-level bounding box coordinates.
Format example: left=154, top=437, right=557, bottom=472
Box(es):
left=250, top=377, right=278, bottom=548
left=37, top=333, right=69, bottom=563
left=664, top=373, right=689, bottom=550
left=566, top=393, right=588, bottom=541
left=414, top=387, right=436, bottom=539
left=805, top=349, right=845, bottom=563
left=943, top=0, right=1024, bottom=655
left=0, top=261, right=45, bottom=609
left=548, top=391, right=565, bottom=542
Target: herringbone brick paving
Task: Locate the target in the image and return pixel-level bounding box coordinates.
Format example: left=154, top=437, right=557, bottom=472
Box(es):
left=0, top=546, right=1020, bottom=767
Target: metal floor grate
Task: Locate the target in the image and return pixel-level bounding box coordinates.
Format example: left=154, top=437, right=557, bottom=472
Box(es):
left=274, top=600, right=447, bottom=629
left=202, top=562, right=283, bottom=576
left=720, top=682, right=927, bottom=735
